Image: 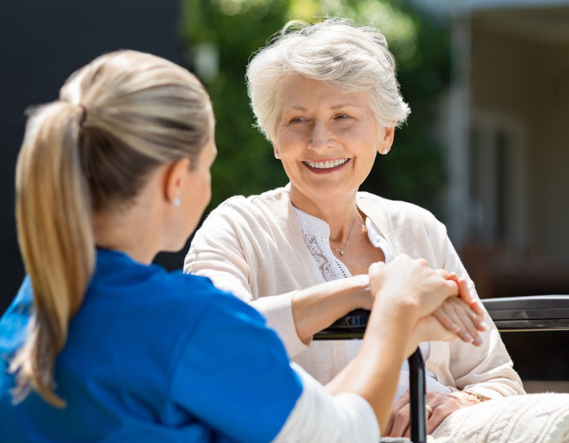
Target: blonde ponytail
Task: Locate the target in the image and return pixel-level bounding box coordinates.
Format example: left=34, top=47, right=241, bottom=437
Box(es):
left=9, top=50, right=212, bottom=407
left=11, top=102, right=95, bottom=407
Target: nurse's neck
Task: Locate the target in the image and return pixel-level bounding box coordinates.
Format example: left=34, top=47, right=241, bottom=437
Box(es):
left=93, top=187, right=164, bottom=265
left=93, top=209, right=161, bottom=265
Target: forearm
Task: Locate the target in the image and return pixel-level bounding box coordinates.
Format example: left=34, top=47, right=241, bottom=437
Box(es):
left=326, top=306, right=415, bottom=433
left=291, top=274, right=369, bottom=342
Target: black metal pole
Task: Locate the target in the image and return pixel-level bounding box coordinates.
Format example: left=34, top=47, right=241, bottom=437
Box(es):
left=408, top=348, right=427, bottom=443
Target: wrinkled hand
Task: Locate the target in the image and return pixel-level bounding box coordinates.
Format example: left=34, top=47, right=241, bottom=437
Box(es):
left=386, top=390, right=481, bottom=437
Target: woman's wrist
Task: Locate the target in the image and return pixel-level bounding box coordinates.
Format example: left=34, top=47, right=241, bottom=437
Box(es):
left=348, top=274, right=371, bottom=310
left=449, top=390, right=488, bottom=406
left=291, top=275, right=371, bottom=341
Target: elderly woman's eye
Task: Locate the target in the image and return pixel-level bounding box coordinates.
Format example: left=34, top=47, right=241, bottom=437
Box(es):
left=335, top=114, right=351, bottom=120
left=290, top=117, right=307, bottom=124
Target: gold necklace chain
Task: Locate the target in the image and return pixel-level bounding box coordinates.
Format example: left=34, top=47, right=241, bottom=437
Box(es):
left=331, top=213, right=358, bottom=256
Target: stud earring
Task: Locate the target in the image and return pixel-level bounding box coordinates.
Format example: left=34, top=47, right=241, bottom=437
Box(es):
left=173, top=197, right=181, bottom=207
left=274, top=152, right=280, bottom=159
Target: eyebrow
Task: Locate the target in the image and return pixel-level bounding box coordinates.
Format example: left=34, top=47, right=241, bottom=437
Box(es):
left=286, top=106, right=307, bottom=112
left=330, top=104, right=359, bottom=110
left=284, top=103, right=360, bottom=112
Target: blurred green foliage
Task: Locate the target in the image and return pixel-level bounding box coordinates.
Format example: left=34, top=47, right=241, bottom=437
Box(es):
left=179, top=0, right=450, bottom=217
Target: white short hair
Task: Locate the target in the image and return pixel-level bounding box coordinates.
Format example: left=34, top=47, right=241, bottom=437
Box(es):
left=246, top=18, right=411, bottom=142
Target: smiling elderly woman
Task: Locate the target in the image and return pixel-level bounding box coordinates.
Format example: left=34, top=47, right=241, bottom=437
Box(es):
left=184, top=19, right=525, bottom=438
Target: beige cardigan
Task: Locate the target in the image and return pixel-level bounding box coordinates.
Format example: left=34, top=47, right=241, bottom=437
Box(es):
left=185, top=186, right=525, bottom=399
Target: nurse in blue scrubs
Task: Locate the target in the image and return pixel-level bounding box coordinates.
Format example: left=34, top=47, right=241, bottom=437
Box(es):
left=0, top=50, right=464, bottom=443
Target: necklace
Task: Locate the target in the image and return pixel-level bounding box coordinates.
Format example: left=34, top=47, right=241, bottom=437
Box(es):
left=331, top=213, right=358, bottom=256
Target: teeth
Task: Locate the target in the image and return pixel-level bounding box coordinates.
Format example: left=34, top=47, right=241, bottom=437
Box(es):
left=305, top=158, right=348, bottom=169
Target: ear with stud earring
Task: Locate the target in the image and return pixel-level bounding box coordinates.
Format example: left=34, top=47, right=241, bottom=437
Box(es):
left=274, top=151, right=280, bottom=159
left=173, top=197, right=181, bottom=207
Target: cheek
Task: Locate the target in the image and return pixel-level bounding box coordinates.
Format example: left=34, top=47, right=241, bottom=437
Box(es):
left=185, top=171, right=211, bottom=216
left=277, top=129, right=305, bottom=156
left=202, top=173, right=212, bottom=205
left=196, top=171, right=211, bottom=207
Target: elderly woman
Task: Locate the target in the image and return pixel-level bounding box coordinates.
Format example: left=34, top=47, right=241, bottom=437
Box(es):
left=185, top=19, right=524, bottom=438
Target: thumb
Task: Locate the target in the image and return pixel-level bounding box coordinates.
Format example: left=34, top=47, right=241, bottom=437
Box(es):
left=368, top=261, right=385, bottom=275
left=416, top=316, right=460, bottom=343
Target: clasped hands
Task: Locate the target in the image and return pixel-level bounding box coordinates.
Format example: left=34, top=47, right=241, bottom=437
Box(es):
left=361, top=256, right=488, bottom=349
left=362, top=255, right=489, bottom=436
left=386, top=389, right=483, bottom=437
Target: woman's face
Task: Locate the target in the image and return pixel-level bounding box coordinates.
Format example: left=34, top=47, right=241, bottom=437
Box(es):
left=274, top=76, right=393, bottom=204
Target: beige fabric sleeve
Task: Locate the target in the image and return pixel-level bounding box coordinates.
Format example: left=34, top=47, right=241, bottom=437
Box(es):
left=184, top=206, right=309, bottom=357
left=432, top=217, right=525, bottom=398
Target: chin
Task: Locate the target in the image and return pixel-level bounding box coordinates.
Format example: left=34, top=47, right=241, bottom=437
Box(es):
left=305, top=182, right=350, bottom=199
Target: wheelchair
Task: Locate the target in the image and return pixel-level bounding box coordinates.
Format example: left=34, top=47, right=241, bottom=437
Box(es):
left=314, top=295, right=569, bottom=443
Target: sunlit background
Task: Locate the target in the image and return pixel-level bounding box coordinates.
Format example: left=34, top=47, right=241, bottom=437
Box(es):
left=1, top=0, right=568, bottom=391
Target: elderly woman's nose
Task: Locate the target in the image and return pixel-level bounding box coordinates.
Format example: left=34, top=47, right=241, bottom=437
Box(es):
left=307, top=121, right=332, bottom=149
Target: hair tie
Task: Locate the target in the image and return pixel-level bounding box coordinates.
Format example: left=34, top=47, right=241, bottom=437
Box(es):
left=78, top=104, right=88, bottom=128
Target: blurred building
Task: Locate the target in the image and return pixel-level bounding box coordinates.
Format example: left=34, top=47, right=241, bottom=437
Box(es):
left=416, top=0, right=569, bottom=298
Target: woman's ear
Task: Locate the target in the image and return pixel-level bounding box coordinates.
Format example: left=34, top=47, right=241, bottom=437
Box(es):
left=274, top=147, right=280, bottom=159
left=378, top=125, right=395, bottom=155
left=164, top=157, right=191, bottom=206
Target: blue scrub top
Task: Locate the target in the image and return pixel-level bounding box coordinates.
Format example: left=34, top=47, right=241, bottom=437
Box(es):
left=0, top=249, right=302, bottom=443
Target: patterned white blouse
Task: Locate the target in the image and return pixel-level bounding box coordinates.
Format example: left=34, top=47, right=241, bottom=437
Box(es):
left=293, top=207, right=451, bottom=400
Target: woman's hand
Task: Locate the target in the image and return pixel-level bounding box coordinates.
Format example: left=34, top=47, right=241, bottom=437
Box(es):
left=447, top=273, right=486, bottom=317
left=433, top=296, right=489, bottom=346
left=405, top=315, right=459, bottom=358
left=434, top=274, right=488, bottom=345
left=368, top=255, right=458, bottom=323
left=366, top=261, right=488, bottom=345
left=386, top=390, right=482, bottom=437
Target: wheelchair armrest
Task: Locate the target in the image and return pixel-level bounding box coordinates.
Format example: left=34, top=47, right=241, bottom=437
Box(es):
left=484, top=295, right=569, bottom=331
left=313, top=295, right=569, bottom=340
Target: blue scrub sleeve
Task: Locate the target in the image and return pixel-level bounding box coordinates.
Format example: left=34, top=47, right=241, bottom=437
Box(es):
left=0, top=277, right=32, bottom=356
left=170, top=291, right=303, bottom=443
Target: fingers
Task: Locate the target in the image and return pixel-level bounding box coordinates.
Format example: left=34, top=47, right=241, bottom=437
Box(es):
left=441, top=298, right=487, bottom=345
left=386, top=390, right=410, bottom=437
left=454, top=297, right=488, bottom=340
left=433, top=308, right=461, bottom=335
left=427, top=404, right=454, bottom=434
left=388, top=404, right=410, bottom=437
left=447, top=299, right=479, bottom=345
left=412, top=316, right=459, bottom=347
left=448, top=275, right=486, bottom=318
left=368, top=261, right=385, bottom=275
left=426, top=394, right=462, bottom=434
left=452, top=299, right=486, bottom=345
left=445, top=274, right=487, bottom=325
left=437, top=270, right=460, bottom=300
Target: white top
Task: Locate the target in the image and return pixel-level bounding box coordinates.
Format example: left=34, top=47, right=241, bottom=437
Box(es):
left=294, top=207, right=451, bottom=400
left=272, top=363, right=380, bottom=443
left=185, top=186, right=525, bottom=399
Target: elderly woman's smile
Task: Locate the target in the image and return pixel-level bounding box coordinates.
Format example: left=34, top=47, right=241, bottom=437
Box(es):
left=302, top=157, right=350, bottom=172
left=274, top=76, right=391, bottom=201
